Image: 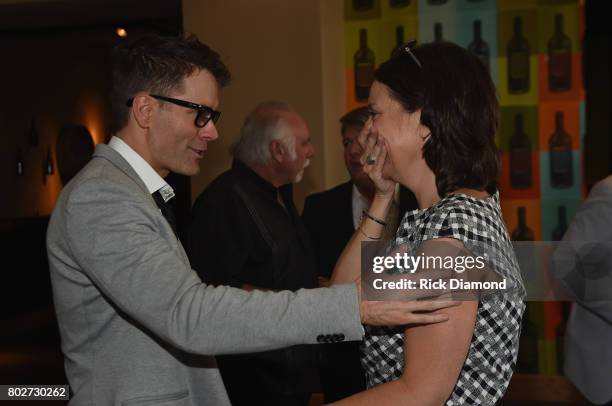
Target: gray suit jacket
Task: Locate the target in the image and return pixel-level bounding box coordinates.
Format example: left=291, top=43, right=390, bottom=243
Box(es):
left=554, top=175, right=612, bottom=404
left=47, top=144, right=363, bottom=406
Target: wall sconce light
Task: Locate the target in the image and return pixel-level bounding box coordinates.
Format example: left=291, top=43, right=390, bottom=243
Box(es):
left=16, top=118, right=38, bottom=178
left=16, top=147, right=24, bottom=176
left=43, top=145, right=54, bottom=185
left=116, top=27, right=128, bottom=38
left=45, top=146, right=54, bottom=176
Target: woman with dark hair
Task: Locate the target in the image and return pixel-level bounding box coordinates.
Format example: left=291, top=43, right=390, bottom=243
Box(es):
left=330, top=41, right=525, bottom=405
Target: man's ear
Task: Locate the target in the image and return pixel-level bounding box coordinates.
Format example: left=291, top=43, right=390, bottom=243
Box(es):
left=131, top=94, right=155, bottom=129
left=270, top=140, right=285, bottom=163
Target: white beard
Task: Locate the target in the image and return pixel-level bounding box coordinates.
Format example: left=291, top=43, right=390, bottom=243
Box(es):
left=293, top=159, right=310, bottom=183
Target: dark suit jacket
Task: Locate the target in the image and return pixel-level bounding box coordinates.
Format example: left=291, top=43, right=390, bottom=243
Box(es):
left=302, top=181, right=418, bottom=279
left=301, top=181, right=418, bottom=402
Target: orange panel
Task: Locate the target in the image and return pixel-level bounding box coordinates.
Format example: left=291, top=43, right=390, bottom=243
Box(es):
left=538, top=102, right=580, bottom=152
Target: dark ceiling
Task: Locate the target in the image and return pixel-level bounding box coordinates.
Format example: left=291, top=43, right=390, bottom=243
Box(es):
left=0, top=0, right=182, bottom=32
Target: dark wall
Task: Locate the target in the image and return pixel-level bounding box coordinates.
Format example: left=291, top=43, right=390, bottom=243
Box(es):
left=0, top=3, right=184, bottom=386
left=584, top=0, right=612, bottom=189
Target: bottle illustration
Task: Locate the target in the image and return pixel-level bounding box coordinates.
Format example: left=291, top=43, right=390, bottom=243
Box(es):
left=512, top=207, right=535, bottom=241
left=548, top=13, right=572, bottom=92
left=391, top=26, right=405, bottom=58
left=354, top=29, right=375, bottom=102
left=468, top=20, right=490, bottom=71
left=549, top=111, right=573, bottom=188
left=516, top=304, right=539, bottom=374
left=552, top=206, right=568, bottom=241
left=581, top=33, right=586, bottom=89
left=353, top=0, right=374, bottom=11
left=389, top=0, right=409, bottom=7
left=507, top=16, right=530, bottom=94
left=434, top=23, right=443, bottom=42
left=510, top=113, right=532, bottom=189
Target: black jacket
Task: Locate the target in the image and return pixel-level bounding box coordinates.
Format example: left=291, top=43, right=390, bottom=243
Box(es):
left=301, top=181, right=418, bottom=402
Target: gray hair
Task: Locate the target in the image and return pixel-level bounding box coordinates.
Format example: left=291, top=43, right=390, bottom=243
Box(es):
left=231, top=101, right=297, bottom=165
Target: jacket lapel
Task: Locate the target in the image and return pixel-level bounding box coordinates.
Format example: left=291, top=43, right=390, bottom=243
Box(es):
left=93, top=144, right=191, bottom=266
left=342, top=181, right=356, bottom=232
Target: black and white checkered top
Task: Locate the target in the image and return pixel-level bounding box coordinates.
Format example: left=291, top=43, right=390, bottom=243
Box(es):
left=361, top=192, right=525, bottom=405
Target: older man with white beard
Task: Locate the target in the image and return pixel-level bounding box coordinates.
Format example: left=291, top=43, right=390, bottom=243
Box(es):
left=187, top=101, right=319, bottom=406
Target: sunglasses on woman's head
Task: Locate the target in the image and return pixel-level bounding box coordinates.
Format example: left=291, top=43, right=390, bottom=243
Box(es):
left=391, top=39, right=422, bottom=69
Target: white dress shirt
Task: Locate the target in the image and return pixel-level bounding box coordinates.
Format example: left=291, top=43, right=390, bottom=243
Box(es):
left=108, top=136, right=175, bottom=202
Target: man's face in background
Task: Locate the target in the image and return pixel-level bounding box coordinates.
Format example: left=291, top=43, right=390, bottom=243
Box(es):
left=342, top=125, right=370, bottom=187
left=279, top=111, right=315, bottom=184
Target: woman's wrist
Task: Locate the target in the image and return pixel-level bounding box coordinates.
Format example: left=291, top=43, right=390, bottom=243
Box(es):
left=362, top=210, right=387, bottom=227
left=368, top=191, right=394, bottom=219
left=374, top=187, right=395, bottom=200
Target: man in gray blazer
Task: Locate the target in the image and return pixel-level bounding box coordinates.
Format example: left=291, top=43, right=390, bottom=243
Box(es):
left=553, top=175, right=612, bottom=405
left=46, top=34, right=455, bottom=405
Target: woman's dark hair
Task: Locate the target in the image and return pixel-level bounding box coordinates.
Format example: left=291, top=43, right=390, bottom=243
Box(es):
left=375, top=41, right=500, bottom=196
left=110, top=33, right=231, bottom=134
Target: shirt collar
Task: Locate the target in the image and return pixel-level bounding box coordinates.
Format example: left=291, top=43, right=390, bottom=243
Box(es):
left=231, top=158, right=290, bottom=200
left=352, top=184, right=371, bottom=207
left=108, top=136, right=175, bottom=202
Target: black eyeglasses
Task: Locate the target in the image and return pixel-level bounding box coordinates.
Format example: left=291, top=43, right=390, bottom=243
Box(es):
left=126, top=94, right=221, bottom=128
left=391, top=39, right=422, bottom=69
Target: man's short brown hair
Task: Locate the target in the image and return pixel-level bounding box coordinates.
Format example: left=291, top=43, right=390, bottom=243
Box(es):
left=109, top=33, right=231, bottom=133
left=340, top=106, right=370, bottom=135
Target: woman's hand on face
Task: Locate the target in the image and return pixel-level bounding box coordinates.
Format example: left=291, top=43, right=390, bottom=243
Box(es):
left=358, top=119, right=396, bottom=198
